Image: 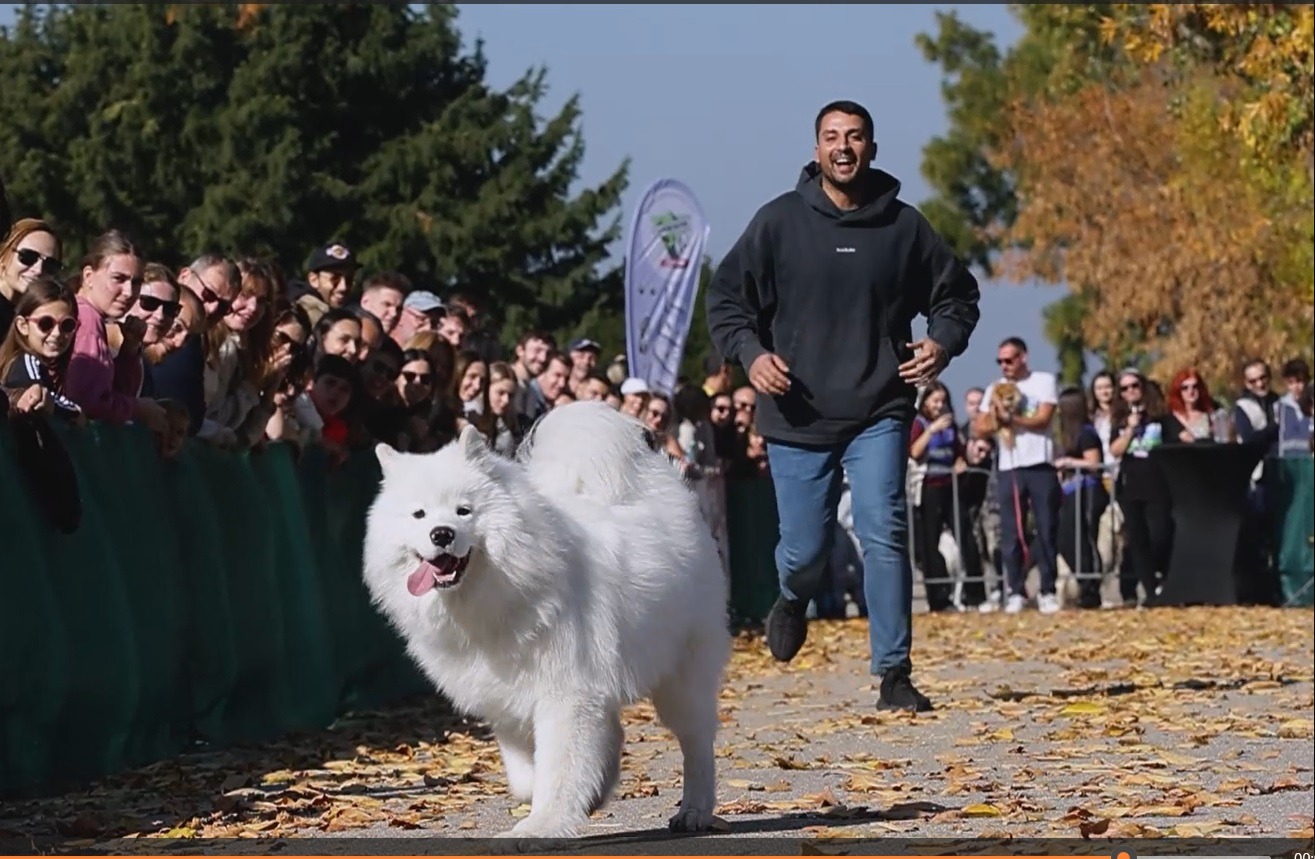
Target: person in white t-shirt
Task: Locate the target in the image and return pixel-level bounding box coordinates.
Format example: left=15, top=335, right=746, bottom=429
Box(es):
left=973, top=337, right=1061, bottom=615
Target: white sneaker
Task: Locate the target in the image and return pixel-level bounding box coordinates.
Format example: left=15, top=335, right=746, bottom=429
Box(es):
left=1004, top=593, right=1027, bottom=614
left=1037, top=593, right=1061, bottom=615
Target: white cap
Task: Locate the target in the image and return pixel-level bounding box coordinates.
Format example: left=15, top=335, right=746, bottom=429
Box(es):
left=619, top=377, right=650, bottom=396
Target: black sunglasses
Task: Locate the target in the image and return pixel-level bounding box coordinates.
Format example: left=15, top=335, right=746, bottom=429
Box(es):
left=16, top=247, right=61, bottom=275
left=401, top=370, right=432, bottom=385
left=137, top=294, right=181, bottom=318
left=30, top=314, right=78, bottom=335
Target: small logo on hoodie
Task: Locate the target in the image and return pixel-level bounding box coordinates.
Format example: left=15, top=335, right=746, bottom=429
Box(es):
left=835, top=246, right=856, bottom=253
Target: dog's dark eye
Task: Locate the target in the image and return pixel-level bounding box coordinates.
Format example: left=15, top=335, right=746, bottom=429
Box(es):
left=455, top=505, right=472, bottom=517
left=411, top=510, right=425, bottom=520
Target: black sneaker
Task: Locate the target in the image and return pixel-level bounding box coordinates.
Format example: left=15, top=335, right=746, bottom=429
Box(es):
left=765, top=594, right=809, bottom=662
left=877, top=666, right=934, bottom=712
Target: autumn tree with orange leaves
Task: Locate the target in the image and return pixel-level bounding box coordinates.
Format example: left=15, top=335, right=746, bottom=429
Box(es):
left=917, top=4, right=1313, bottom=389
left=993, top=67, right=1312, bottom=386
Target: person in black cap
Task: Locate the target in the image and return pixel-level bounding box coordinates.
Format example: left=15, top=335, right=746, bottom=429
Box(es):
left=290, top=241, right=358, bottom=327
left=567, top=337, right=601, bottom=398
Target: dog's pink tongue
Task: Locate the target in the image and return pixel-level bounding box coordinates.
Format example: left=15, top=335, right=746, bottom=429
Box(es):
left=407, top=561, right=440, bottom=597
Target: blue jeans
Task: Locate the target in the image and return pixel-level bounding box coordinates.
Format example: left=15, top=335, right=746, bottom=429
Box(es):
left=995, top=465, right=1061, bottom=596
left=765, top=416, right=912, bottom=676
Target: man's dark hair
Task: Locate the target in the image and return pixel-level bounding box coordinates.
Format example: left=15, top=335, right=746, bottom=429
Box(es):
left=1281, top=357, right=1310, bottom=382
left=1000, top=336, right=1029, bottom=353
left=814, top=100, right=874, bottom=141
left=517, top=328, right=555, bottom=350
left=544, top=349, right=571, bottom=373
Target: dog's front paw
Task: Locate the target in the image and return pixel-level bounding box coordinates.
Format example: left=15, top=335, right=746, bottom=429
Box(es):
left=497, top=813, right=581, bottom=841
left=668, top=804, right=720, bottom=833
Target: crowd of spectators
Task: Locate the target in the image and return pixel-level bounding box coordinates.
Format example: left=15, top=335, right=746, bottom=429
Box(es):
left=3, top=220, right=1310, bottom=617
left=0, top=220, right=771, bottom=485
left=890, top=336, right=1314, bottom=616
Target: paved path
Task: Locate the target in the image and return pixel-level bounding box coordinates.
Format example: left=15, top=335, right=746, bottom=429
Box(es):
left=3, top=607, right=1312, bottom=853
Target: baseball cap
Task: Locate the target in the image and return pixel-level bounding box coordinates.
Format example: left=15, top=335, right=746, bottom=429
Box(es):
left=619, top=377, right=650, bottom=396
left=306, top=241, right=356, bottom=272
left=403, top=290, right=445, bottom=314
left=570, top=338, right=601, bottom=354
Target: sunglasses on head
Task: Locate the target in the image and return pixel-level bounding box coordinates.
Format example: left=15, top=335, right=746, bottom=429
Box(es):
left=15, top=247, right=61, bottom=275
left=29, top=315, right=77, bottom=335
left=401, top=370, right=432, bottom=385
left=137, top=294, right=181, bottom=318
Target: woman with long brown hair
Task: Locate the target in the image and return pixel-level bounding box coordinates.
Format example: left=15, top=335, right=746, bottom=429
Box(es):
left=908, top=382, right=983, bottom=611
left=1, top=219, right=63, bottom=337
left=1052, top=386, right=1107, bottom=609
left=0, top=274, right=82, bottom=421
left=199, top=258, right=282, bottom=448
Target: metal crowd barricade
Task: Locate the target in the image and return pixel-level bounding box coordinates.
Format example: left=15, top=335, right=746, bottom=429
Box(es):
left=905, top=459, right=1123, bottom=605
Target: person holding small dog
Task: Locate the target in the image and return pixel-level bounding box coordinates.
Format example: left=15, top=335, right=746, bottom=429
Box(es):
left=706, top=99, right=981, bottom=712
left=973, top=336, right=1061, bottom=614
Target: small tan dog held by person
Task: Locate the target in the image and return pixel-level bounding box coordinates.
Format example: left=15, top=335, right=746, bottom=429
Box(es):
left=983, top=381, right=1023, bottom=449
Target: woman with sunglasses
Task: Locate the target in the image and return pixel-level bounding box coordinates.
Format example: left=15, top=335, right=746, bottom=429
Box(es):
left=1166, top=368, right=1223, bottom=442
left=1, top=218, right=63, bottom=336
left=110, top=263, right=183, bottom=388
left=199, top=259, right=281, bottom=449
left=1108, top=369, right=1186, bottom=607
left=0, top=274, right=83, bottom=421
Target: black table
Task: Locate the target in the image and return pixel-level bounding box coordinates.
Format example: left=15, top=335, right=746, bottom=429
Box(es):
left=1152, top=441, right=1267, bottom=605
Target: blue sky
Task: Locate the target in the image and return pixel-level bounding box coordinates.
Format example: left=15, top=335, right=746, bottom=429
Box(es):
left=1, top=3, right=1064, bottom=402
left=452, top=4, right=1055, bottom=400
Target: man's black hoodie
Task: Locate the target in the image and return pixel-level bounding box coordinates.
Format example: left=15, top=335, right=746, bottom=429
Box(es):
left=706, top=163, right=981, bottom=445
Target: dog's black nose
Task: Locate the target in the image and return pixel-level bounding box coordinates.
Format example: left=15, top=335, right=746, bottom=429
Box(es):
left=429, top=526, right=455, bottom=548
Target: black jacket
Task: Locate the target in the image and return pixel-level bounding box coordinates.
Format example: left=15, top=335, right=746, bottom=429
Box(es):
left=705, top=164, right=981, bottom=445
left=146, top=333, right=207, bottom=435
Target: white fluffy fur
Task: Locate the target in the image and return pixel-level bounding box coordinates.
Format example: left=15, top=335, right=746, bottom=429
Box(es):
left=362, top=401, right=732, bottom=839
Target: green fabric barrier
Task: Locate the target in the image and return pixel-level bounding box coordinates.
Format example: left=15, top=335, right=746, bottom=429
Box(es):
left=0, top=421, right=431, bottom=799
left=1268, top=456, right=1315, bottom=607
left=0, top=426, right=71, bottom=795
left=1, top=423, right=804, bottom=797
left=725, top=477, right=781, bottom=625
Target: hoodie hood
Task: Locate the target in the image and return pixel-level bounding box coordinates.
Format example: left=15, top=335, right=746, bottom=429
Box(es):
left=795, top=162, right=902, bottom=224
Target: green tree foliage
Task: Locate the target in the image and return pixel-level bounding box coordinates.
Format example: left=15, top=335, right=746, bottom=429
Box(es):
left=0, top=3, right=628, bottom=350
left=913, top=4, right=1314, bottom=382
left=914, top=6, right=1127, bottom=377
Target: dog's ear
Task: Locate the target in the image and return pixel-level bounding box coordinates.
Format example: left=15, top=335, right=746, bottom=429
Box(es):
left=458, top=424, right=489, bottom=461
left=375, top=443, right=399, bottom=477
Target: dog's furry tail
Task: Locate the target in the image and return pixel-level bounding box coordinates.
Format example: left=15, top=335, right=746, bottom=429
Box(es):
left=518, top=401, right=675, bottom=505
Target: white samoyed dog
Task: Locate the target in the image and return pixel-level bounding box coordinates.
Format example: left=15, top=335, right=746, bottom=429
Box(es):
left=362, top=401, right=733, bottom=839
